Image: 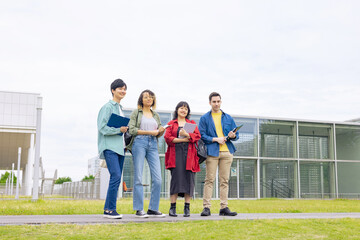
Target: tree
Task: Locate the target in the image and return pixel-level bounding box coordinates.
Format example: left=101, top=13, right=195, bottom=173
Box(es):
left=0, top=171, right=17, bottom=184
left=55, top=177, right=72, bottom=184
left=82, top=175, right=95, bottom=182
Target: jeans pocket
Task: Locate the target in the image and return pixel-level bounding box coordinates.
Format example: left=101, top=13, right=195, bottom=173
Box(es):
left=134, top=135, right=146, bottom=147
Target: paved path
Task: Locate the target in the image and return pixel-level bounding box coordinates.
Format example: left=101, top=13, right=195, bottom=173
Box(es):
left=1, top=213, right=360, bottom=226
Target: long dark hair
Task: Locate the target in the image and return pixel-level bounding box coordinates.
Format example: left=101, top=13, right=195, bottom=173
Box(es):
left=173, top=101, right=191, bottom=120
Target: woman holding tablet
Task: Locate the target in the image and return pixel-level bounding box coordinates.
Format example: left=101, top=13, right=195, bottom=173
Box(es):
left=164, top=101, right=201, bottom=217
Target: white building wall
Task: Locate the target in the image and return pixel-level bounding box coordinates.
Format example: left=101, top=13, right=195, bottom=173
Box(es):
left=0, top=91, right=38, bottom=128
left=0, top=91, right=40, bottom=196
left=88, top=156, right=100, bottom=176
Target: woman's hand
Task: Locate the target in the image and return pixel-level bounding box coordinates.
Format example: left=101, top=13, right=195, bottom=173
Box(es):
left=157, top=126, right=165, bottom=137
left=179, top=128, right=190, bottom=138
left=181, top=138, right=190, bottom=142
left=150, top=130, right=160, bottom=136
left=172, top=137, right=190, bottom=143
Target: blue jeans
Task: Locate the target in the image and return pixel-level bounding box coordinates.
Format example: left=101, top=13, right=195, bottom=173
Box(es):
left=132, top=135, right=162, bottom=211
left=103, top=149, right=125, bottom=211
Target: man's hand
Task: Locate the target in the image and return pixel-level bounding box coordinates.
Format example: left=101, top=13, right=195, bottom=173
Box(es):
left=227, top=130, right=236, bottom=139
left=213, top=137, right=227, bottom=145
left=120, top=126, right=128, bottom=133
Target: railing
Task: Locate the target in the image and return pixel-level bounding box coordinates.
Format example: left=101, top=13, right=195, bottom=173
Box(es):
left=53, top=179, right=100, bottom=199
left=0, top=183, right=19, bottom=197
left=261, top=179, right=294, bottom=198
left=301, top=193, right=360, bottom=199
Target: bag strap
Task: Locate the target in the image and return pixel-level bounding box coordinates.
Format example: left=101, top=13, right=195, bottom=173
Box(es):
left=135, top=109, right=140, bottom=127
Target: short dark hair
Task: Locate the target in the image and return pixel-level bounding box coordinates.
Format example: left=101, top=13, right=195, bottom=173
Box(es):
left=111, top=79, right=127, bottom=95
left=173, top=101, right=191, bottom=120
left=209, top=92, right=221, bottom=102
left=137, top=89, right=156, bottom=109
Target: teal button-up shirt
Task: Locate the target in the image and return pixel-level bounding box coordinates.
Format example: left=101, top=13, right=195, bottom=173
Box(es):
left=97, top=100, right=125, bottom=158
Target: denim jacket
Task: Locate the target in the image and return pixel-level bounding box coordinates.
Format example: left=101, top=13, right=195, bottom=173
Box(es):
left=198, top=110, right=239, bottom=157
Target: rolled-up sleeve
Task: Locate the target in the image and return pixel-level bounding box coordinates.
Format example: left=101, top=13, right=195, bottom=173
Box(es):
left=164, top=124, right=176, bottom=147
left=128, top=110, right=139, bottom=136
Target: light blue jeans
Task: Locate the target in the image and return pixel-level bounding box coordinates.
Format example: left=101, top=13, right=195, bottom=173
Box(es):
left=132, top=135, right=162, bottom=211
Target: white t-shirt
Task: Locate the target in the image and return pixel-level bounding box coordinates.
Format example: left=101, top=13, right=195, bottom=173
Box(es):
left=118, top=104, right=126, bottom=147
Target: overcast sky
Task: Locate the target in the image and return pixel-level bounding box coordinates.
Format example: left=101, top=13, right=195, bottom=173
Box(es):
left=1, top=1, right=360, bottom=181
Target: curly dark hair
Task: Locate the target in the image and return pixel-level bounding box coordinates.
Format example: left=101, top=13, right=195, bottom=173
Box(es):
left=137, top=89, right=156, bottom=109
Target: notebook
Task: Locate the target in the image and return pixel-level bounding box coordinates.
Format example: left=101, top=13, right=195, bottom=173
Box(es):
left=107, top=113, right=130, bottom=128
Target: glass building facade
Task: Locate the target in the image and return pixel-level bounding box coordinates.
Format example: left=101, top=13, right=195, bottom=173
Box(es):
left=122, top=109, right=360, bottom=199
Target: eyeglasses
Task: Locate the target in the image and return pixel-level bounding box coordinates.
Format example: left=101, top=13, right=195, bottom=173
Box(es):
left=143, top=96, right=154, bottom=100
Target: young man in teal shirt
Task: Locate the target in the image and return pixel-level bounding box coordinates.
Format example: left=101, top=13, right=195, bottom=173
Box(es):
left=97, top=79, right=128, bottom=219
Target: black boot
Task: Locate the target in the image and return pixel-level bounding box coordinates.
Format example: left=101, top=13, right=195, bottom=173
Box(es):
left=169, top=203, right=177, bottom=217
left=184, top=203, right=190, bottom=217
left=219, top=207, right=237, bottom=216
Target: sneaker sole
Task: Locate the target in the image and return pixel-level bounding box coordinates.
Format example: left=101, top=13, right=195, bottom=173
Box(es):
left=135, top=215, right=149, bottom=218
left=104, top=215, right=123, bottom=219
left=147, top=214, right=166, bottom=218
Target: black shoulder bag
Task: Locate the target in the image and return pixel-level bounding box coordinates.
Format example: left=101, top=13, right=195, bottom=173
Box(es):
left=196, top=139, right=207, bottom=164
left=124, top=110, right=139, bottom=146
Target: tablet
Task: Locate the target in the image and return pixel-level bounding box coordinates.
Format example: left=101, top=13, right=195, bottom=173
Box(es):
left=231, top=124, right=243, bottom=132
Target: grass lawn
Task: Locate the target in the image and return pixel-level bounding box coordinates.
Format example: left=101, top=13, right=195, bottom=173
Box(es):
left=0, top=198, right=360, bottom=215
left=1, top=219, right=360, bottom=239
left=1, top=199, right=359, bottom=239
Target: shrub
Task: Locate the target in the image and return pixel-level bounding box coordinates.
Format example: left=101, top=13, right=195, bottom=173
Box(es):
left=55, top=177, right=72, bottom=184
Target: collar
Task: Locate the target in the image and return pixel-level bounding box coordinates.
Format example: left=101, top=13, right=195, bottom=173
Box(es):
left=109, top=100, right=122, bottom=108
left=138, top=108, right=154, bottom=115
left=172, top=118, right=192, bottom=124
left=109, top=100, right=119, bottom=105
left=207, top=109, right=225, bottom=116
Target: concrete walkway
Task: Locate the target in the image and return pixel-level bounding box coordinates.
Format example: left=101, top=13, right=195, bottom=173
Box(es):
left=1, top=213, right=360, bottom=226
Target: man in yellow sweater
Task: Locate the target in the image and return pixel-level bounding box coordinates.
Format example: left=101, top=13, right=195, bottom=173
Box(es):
left=198, top=92, right=239, bottom=216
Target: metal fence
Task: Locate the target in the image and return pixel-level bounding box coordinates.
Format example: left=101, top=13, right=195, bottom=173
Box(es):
left=53, top=178, right=100, bottom=199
